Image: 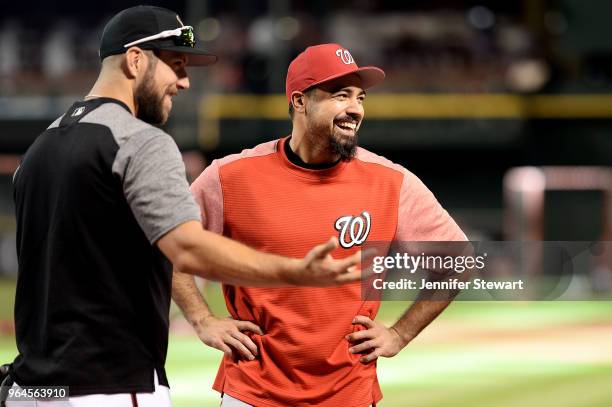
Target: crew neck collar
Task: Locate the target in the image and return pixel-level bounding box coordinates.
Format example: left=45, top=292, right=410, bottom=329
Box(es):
left=284, top=136, right=341, bottom=170
left=277, top=136, right=348, bottom=179
left=81, top=97, right=131, bottom=113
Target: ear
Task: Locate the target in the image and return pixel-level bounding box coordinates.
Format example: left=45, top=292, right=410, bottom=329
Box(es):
left=291, top=91, right=306, bottom=114
left=124, top=47, right=147, bottom=79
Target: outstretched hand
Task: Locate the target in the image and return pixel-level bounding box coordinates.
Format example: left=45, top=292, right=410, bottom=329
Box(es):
left=294, top=237, right=364, bottom=286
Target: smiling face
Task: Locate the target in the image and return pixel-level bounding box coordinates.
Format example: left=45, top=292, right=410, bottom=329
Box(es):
left=135, top=50, right=190, bottom=125
left=303, top=74, right=366, bottom=161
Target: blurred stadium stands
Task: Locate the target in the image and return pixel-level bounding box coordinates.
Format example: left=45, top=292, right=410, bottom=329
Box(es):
left=0, top=0, right=611, bottom=277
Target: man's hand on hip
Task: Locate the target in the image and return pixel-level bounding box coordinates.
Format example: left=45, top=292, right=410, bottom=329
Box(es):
left=346, top=315, right=403, bottom=363
left=192, top=314, right=263, bottom=361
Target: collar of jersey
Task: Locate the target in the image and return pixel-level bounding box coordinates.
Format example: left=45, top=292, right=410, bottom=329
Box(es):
left=83, top=97, right=131, bottom=113
left=277, top=136, right=348, bottom=179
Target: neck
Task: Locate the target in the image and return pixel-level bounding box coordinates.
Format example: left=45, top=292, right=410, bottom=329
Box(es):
left=86, top=70, right=137, bottom=116
left=289, top=125, right=340, bottom=165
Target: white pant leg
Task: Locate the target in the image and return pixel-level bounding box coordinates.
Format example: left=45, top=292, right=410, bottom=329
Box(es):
left=221, top=394, right=252, bottom=407
left=127, top=371, right=171, bottom=407
left=6, top=371, right=171, bottom=407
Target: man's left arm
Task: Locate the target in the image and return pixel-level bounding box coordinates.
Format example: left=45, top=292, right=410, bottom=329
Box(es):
left=347, top=300, right=451, bottom=363
left=347, top=169, right=467, bottom=363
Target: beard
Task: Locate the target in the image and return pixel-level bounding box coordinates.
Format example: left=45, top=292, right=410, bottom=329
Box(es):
left=329, top=132, right=358, bottom=162
left=135, top=66, right=167, bottom=126
left=305, top=111, right=360, bottom=162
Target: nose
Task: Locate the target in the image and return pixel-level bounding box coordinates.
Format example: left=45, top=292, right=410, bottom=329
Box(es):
left=176, top=54, right=190, bottom=90
left=177, top=75, right=190, bottom=90
left=346, top=96, right=364, bottom=121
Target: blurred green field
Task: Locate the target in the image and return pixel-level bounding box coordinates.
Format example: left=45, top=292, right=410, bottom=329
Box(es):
left=1, top=279, right=612, bottom=407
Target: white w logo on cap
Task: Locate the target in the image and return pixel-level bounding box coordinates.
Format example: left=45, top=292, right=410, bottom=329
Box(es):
left=335, top=48, right=355, bottom=65
left=334, top=211, right=371, bottom=249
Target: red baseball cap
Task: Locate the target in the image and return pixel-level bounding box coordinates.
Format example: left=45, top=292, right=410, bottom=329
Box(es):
left=285, top=43, right=385, bottom=104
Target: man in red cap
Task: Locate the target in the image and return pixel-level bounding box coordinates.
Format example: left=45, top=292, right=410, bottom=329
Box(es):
left=173, top=43, right=466, bottom=406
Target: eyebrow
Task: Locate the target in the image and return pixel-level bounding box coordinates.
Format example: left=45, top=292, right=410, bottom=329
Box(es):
left=332, top=87, right=367, bottom=96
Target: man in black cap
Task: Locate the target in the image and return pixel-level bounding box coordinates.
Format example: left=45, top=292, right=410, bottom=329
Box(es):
left=3, top=6, right=361, bottom=406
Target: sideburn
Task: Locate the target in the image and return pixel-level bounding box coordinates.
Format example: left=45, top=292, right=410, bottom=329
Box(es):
left=135, top=52, right=166, bottom=125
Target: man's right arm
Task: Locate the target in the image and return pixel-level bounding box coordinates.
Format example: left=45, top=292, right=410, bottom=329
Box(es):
left=157, top=220, right=360, bottom=286
left=172, top=268, right=262, bottom=360
left=117, top=132, right=361, bottom=287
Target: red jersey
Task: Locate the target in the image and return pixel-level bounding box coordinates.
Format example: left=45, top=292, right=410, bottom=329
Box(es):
left=189, top=137, right=465, bottom=407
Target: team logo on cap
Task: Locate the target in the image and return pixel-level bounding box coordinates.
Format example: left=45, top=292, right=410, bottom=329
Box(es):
left=334, top=211, right=371, bottom=248
left=335, top=48, right=355, bottom=65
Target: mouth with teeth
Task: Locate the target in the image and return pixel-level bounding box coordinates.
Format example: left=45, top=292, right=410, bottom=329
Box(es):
left=164, top=91, right=177, bottom=109
left=334, top=120, right=358, bottom=135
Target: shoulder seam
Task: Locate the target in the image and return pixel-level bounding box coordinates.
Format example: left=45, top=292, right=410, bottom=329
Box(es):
left=216, top=140, right=279, bottom=168
left=217, top=150, right=277, bottom=168
left=354, top=157, right=406, bottom=176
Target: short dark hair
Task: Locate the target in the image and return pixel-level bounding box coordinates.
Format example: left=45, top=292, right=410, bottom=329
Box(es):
left=288, top=88, right=316, bottom=119
left=144, top=49, right=159, bottom=64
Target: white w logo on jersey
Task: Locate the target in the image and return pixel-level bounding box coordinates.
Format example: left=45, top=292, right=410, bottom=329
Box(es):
left=334, top=211, right=371, bottom=249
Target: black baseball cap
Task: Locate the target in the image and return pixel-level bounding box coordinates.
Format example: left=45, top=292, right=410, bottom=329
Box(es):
left=99, top=5, right=217, bottom=66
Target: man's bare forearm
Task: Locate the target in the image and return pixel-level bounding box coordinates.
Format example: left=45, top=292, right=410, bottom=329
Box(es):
left=166, top=223, right=298, bottom=286
left=172, top=268, right=265, bottom=360
left=391, top=300, right=452, bottom=347
left=390, top=241, right=472, bottom=347
left=172, top=269, right=214, bottom=324
left=158, top=221, right=360, bottom=287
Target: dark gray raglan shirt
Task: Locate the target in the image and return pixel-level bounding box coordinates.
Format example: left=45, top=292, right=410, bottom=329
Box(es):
left=11, top=98, right=201, bottom=395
